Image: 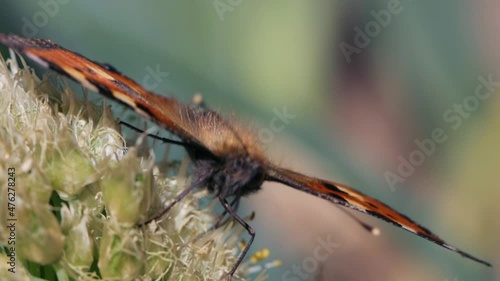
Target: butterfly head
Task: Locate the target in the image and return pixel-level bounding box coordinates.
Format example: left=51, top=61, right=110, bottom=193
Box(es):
left=199, top=154, right=266, bottom=199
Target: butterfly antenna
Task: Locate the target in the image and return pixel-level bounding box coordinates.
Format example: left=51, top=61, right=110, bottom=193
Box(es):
left=119, top=121, right=194, bottom=147
left=338, top=207, right=380, bottom=236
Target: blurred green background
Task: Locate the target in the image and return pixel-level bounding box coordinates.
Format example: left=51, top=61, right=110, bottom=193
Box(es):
left=0, top=1, right=497, bottom=280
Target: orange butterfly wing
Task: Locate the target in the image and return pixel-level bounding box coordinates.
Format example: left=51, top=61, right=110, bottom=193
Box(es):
left=0, top=33, right=263, bottom=158
left=0, top=33, right=206, bottom=147
left=267, top=166, right=491, bottom=267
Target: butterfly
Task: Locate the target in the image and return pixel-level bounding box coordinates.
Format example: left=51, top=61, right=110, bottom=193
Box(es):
left=0, top=33, right=491, bottom=280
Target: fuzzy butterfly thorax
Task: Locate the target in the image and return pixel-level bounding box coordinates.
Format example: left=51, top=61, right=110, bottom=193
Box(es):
left=177, top=105, right=269, bottom=198
left=178, top=105, right=268, bottom=161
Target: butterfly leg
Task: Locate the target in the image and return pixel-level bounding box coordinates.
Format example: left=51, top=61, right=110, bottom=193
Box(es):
left=213, top=196, right=241, bottom=229
left=142, top=177, right=204, bottom=225
left=219, top=197, right=255, bottom=281
left=192, top=197, right=245, bottom=244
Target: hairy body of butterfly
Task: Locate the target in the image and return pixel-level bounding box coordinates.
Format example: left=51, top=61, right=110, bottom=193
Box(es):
left=0, top=33, right=491, bottom=280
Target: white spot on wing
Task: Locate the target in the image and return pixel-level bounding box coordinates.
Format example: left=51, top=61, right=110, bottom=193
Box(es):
left=63, top=67, right=99, bottom=92
left=26, top=53, right=49, bottom=68
left=112, top=90, right=138, bottom=108
left=91, top=67, right=115, bottom=80
left=402, top=225, right=417, bottom=234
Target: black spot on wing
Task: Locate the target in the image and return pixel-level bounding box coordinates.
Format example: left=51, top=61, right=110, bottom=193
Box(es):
left=414, top=231, right=442, bottom=244
left=71, top=66, right=97, bottom=76
left=397, top=212, right=415, bottom=223
left=323, top=182, right=349, bottom=195
left=47, top=61, right=68, bottom=76
left=135, top=103, right=154, bottom=118
left=290, top=180, right=351, bottom=207
left=367, top=202, right=378, bottom=209
left=96, top=61, right=122, bottom=75
left=85, top=67, right=97, bottom=75
left=418, top=225, right=433, bottom=236
left=366, top=210, right=402, bottom=228
left=86, top=78, right=113, bottom=98
left=111, top=78, right=137, bottom=97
